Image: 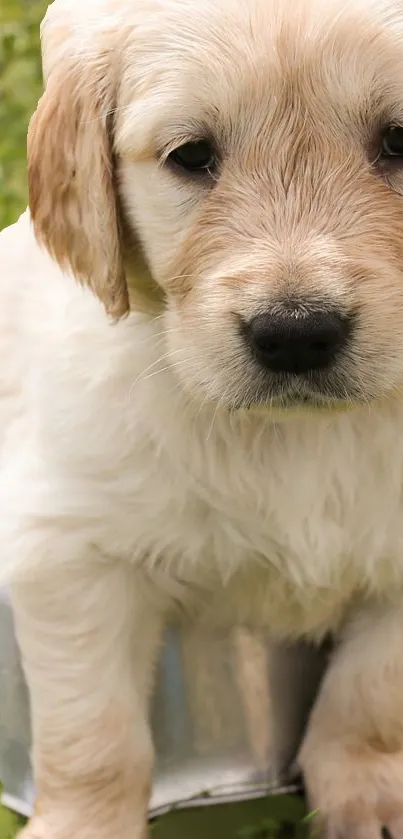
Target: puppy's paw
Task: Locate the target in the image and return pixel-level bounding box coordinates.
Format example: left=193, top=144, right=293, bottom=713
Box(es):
left=16, top=814, right=149, bottom=839
left=299, top=739, right=403, bottom=838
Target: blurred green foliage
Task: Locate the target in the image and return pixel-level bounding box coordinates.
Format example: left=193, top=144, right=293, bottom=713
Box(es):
left=0, top=0, right=48, bottom=230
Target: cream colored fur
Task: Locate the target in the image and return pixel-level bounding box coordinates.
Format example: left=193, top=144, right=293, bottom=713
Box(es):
left=3, top=0, right=403, bottom=836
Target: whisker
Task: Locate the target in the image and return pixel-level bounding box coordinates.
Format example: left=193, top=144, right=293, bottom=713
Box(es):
left=126, top=349, right=187, bottom=400
left=140, top=359, right=189, bottom=382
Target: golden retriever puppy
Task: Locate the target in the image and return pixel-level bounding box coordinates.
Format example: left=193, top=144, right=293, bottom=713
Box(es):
left=3, top=0, right=403, bottom=835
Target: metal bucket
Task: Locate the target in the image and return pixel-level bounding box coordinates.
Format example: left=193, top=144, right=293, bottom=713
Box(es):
left=0, top=588, right=327, bottom=822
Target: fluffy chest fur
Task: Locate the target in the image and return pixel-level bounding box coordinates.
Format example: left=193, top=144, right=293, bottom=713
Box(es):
left=119, top=385, right=403, bottom=638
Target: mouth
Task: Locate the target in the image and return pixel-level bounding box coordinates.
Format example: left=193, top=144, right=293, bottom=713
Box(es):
left=234, top=372, right=362, bottom=414
left=264, top=394, right=356, bottom=413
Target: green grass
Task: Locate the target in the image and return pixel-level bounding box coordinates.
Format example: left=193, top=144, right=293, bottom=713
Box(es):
left=152, top=794, right=309, bottom=838
left=0, top=802, right=24, bottom=839
left=0, top=0, right=48, bottom=230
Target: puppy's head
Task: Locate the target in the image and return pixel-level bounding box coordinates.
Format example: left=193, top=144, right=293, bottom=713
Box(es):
left=29, top=0, right=403, bottom=411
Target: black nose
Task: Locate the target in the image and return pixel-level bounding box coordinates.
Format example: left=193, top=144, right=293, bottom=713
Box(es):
left=245, top=309, right=350, bottom=374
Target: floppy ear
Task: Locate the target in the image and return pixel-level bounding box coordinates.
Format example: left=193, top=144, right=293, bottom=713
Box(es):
left=28, top=50, right=129, bottom=318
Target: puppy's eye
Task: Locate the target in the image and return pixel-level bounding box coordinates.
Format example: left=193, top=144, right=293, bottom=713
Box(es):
left=381, top=126, right=403, bottom=158
left=168, top=140, right=217, bottom=173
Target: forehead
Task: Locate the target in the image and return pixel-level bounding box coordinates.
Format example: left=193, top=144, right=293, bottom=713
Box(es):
left=115, top=0, right=403, bottom=154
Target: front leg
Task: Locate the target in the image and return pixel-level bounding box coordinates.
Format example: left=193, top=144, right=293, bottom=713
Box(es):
left=11, top=558, right=164, bottom=839
left=298, top=602, right=403, bottom=838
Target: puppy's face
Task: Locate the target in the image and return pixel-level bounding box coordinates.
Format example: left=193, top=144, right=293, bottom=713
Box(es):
left=29, top=0, right=403, bottom=412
